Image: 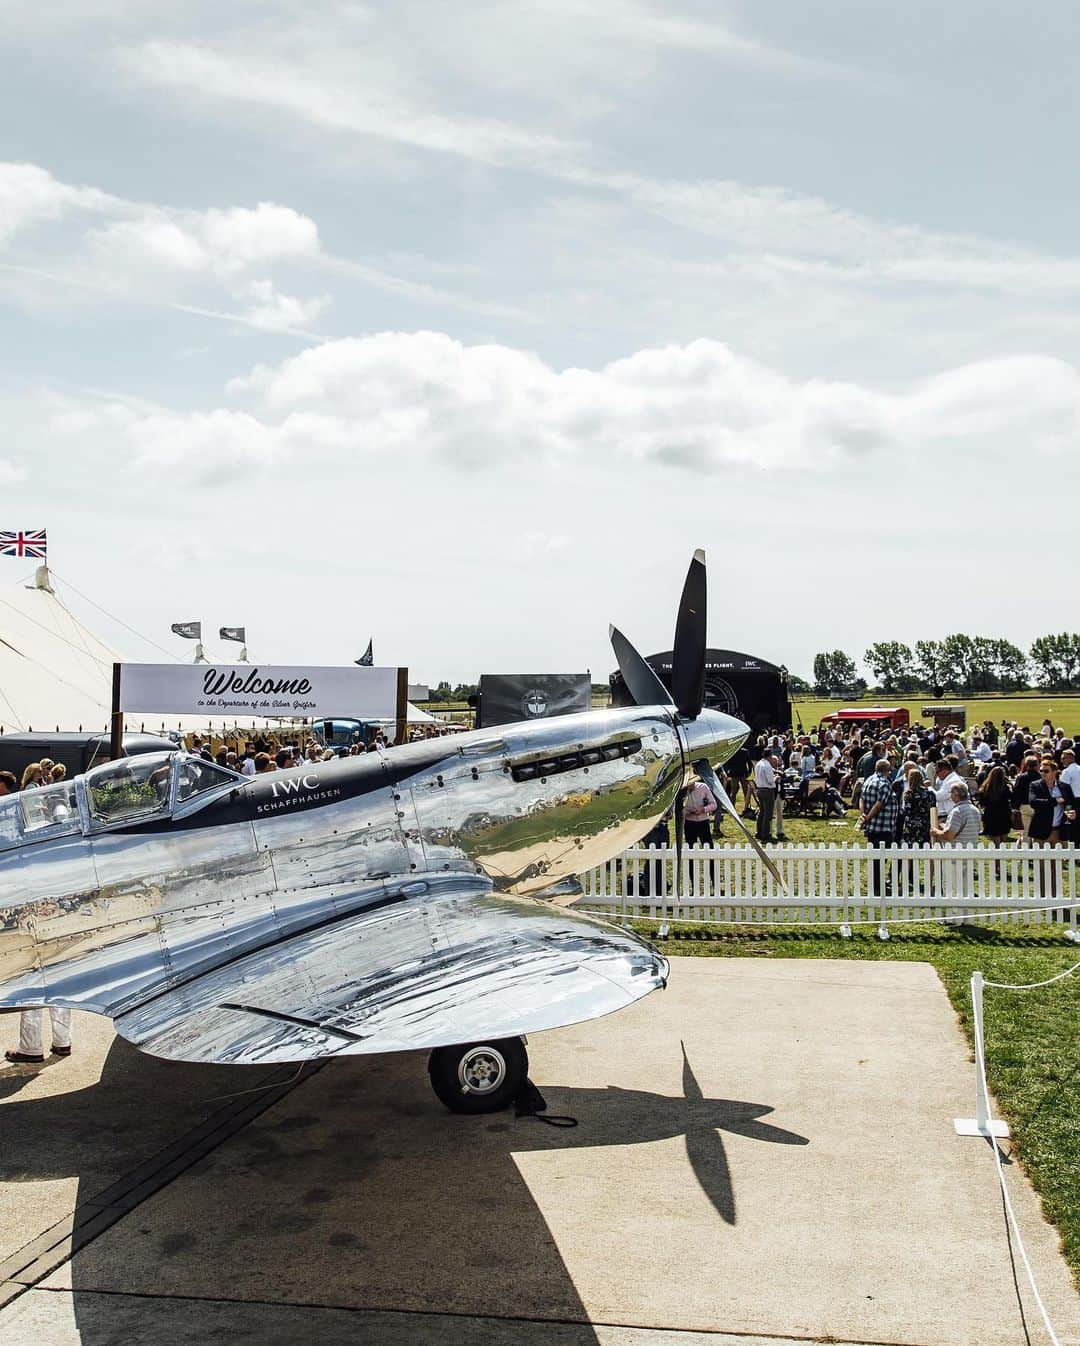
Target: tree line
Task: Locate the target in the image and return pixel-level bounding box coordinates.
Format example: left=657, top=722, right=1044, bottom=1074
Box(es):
left=808, top=634, right=1080, bottom=697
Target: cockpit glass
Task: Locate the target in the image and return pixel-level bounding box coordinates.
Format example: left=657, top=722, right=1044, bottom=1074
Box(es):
left=86, top=752, right=174, bottom=825
left=20, top=781, right=79, bottom=834
left=0, top=796, right=19, bottom=850
left=176, top=759, right=236, bottom=802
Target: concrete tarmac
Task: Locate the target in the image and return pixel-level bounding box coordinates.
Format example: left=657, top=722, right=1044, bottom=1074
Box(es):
left=0, top=957, right=1077, bottom=1345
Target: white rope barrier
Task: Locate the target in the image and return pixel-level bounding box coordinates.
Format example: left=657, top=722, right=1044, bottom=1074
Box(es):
left=576, top=899, right=1080, bottom=932
left=983, top=962, right=1080, bottom=991
left=960, top=966, right=1077, bottom=1346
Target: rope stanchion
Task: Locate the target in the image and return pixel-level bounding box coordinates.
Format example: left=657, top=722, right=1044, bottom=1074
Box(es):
left=954, top=967, right=1074, bottom=1346
left=953, top=972, right=1009, bottom=1140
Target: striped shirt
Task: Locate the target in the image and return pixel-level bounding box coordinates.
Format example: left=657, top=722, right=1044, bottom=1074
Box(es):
left=943, top=800, right=981, bottom=845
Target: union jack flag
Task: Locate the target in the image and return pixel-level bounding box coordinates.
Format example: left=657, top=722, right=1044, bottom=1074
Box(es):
left=0, top=530, right=47, bottom=559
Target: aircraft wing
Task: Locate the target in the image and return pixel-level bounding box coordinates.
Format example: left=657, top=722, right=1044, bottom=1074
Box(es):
left=113, top=876, right=668, bottom=1065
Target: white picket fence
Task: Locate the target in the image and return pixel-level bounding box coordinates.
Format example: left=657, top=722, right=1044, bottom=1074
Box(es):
left=578, top=842, right=1080, bottom=936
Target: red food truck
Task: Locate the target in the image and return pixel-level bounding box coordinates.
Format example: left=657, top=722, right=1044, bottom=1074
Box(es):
left=819, top=706, right=911, bottom=731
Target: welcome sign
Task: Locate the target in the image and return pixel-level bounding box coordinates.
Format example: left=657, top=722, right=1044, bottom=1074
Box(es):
left=118, top=663, right=402, bottom=719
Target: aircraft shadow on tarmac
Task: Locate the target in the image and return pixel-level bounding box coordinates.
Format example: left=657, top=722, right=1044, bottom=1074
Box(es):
left=1, top=1035, right=809, bottom=1345
left=521, top=1043, right=809, bottom=1227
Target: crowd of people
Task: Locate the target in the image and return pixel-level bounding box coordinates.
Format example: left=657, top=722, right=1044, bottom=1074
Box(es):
left=663, top=716, right=1079, bottom=853
left=185, top=723, right=452, bottom=776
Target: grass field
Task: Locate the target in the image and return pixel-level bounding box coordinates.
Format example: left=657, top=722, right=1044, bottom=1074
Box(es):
left=793, top=694, right=1080, bottom=736
left=639, top=924, right=1080, bottom=1286
left=427, top=693, right=1080, bottom=735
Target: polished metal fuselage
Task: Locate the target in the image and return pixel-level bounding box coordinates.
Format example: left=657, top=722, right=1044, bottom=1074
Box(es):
left=0, top=705, right=746, bottom=1023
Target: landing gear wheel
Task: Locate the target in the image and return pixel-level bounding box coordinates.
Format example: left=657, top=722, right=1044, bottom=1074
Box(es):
left=427, top=1037, right=528, bottom=1114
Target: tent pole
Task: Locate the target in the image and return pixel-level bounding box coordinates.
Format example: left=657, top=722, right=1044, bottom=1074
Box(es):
left=396, top=667, right=408, bottom=746
left=109, top=663, right=124, bottom=759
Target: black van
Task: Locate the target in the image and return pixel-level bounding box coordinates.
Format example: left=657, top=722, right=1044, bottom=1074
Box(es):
left=0, top=731, right=176, bottom=782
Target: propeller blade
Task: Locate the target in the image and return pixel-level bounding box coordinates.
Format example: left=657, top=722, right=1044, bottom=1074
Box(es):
left=609, top=625, right=673, bottom=709
left=672, top=549, right=707, bottom=720
left=694, top=759, right=787, bottom=894
left=673, top=785, right=685, bottom=903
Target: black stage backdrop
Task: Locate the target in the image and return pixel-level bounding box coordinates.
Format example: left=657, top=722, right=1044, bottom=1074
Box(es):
left=609, top=649, right=791, bottom=733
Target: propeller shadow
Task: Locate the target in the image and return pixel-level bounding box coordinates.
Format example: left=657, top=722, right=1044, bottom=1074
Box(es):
left=520, top=1041, right=808, bottom=1226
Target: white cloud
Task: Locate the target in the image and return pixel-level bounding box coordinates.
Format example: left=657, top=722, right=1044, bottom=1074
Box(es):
left=54, top=333, right=1080, bottom=487
left=0, top=162, right=117, bottom=245
left=115, top=38, right=1080, bottom=308
left=0, top=159, right=522, bottom=331
left=91, top=215, right=210, bottom=273
left=0, top=162, right=330, bottom=337
left=543, top=0, right=845, bottom=74
left=199, top=202, right=320, bottom=267
left=88, top=199, right=322, bottom=285
left=52, top=400, right=290, bottom=484
left=126, top=41, right=577, bottom=170
left=239, top=281, right=330, bottom=333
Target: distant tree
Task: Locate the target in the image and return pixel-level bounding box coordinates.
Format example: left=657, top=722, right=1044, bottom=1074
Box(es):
left=969, top=636, right=1000, bottom=693
left=1030, top=633, right=1080, bottom=689
left=937, top=633, right=976, bottom=693
left=787, top=673, right=812, bottom=695
left=913, top=640, right=942, bottom=694
left=451, top=682, right=478, bottom=701
left=991, top=639, right=1028, bottom=693
left=865, top=641, right=915, bottom=694
left=430, top=680, right=454, bottom=702
left=813, top=650, right=860, bottom=696
left=1030, top=636, right=1062, bottom=688
left=1050, top=632, right=1077, bottom=689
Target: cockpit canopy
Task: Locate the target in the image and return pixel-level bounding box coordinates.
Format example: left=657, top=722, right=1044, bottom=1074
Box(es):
left=0, top=751, right=241, bottom=850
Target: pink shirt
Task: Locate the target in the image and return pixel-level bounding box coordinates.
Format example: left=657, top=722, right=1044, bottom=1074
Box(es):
left=684, top=781, right=717, bottom=822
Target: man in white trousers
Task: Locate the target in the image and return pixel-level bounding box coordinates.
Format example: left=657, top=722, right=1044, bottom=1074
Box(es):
left=5, top=1008, right=72, bottom=1064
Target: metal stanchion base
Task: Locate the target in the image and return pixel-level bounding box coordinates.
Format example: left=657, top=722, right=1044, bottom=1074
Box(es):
left=954, top=1117, right=1010, bottom=1138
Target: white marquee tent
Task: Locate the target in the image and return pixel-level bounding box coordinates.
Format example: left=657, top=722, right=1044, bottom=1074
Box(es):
left=0, top=567, right=285, bottom=737
left=0, top=566, right=121, bottom=734
left=0, top=566, right=436, bottom=738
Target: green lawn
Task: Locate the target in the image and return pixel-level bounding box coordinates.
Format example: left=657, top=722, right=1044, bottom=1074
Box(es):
left=638, top=922, right=1080, bottom=1286
left=794, top=693, right=1080, bottom=736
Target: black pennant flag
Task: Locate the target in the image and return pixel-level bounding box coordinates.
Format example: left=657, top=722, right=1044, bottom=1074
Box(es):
left=355, top=639, right=373, bottom=667
left=219, top=626, right=246, bottom=643
left=170, top=621, right=202, bottom=640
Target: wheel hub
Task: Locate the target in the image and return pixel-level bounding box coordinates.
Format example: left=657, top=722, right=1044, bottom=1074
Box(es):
left=458, top=1045, right=507, bottom=1095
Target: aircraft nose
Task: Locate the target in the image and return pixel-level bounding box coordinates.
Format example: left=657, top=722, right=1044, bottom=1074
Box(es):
left=680, top=707, right=749, bottom=771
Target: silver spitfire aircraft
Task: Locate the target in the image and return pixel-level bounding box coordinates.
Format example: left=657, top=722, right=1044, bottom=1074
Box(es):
left=0, top=553, right=777, bottom=1112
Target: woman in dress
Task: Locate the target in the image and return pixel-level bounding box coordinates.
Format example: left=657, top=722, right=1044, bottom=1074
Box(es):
left=978, top=765, right=1012, bottom=845
left=902, top=765, right=933, bottom=845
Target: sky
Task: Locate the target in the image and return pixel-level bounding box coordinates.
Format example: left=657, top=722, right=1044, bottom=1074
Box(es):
left=1, top=1, right=1078, bottom=686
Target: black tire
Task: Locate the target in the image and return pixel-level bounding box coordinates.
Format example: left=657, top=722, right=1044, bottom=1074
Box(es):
left=427, top=1037, right=528, bottom=1114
